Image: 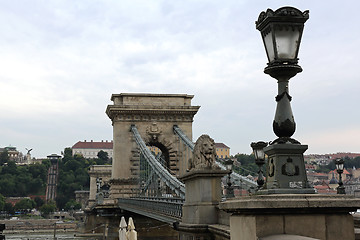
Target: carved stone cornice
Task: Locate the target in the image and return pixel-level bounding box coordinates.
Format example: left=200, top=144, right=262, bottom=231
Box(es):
left=88, top=171, right=111, bottom=178
left=88, top=166, right=112, bottom=177
left=109, top=178, right=138, bottom=185
left=106, top=105, right=200, bottom=122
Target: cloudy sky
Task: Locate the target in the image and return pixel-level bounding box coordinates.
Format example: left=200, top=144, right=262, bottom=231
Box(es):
left=0, top=0, right=359, bottom=158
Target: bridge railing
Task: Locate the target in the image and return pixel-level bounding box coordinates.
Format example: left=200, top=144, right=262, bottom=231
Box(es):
left=118, top=197, right=184, bottom=221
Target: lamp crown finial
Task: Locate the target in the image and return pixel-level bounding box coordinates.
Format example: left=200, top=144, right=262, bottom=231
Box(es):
left=256, top=6, right=309, bottom=30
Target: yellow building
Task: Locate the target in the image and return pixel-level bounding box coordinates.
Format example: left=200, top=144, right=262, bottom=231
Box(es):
left=148, top=146, right=161, bottom=155
left=215, top=143, right=230, bottom=159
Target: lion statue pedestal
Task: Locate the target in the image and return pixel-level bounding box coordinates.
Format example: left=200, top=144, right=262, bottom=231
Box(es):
left=179, top=169, right=228, bottom=225
left=177, top=135, right=229, bottom=239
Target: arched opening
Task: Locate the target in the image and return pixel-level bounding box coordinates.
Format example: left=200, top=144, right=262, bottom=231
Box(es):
left=138, top=140, right=172, bottom=197
left=147, top=141, right=170, bottom=170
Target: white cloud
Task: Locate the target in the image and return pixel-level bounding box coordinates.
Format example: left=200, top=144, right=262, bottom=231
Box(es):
left=0, top=0, right=359, bottom=157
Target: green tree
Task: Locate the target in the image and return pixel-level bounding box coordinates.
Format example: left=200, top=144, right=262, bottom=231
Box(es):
left=41, top=159, right=51, bottom=169
left=64, top=160, right=81, bottom=172
left=0, top=175, right=17, bottom=196
left=14, top=198, right=36, bottom=211
left=56, top=195, right=69, bottom=211
left=0, top=194, right=5, bottom=211
left=55, top=147, right=93, bottom=209
left=4, top=202, right=14, bottom=215
left=34, top=197, right=45, bottom=208
left=64, top=199, right=82, bottom=211
left=39, top=201, right=56, bottom=217
left=29, top=163, right=47, bottom=181
left=62, top=147, right=73, bottom=164
left=0, top=151, right=9, bottom=166
left=1, top=160, right=18, bottom=175
left=0, top=159, right=48, bottom=198
left=97, top=150, right=109, bottom=165
left=233, top=153, right=258, bottom=176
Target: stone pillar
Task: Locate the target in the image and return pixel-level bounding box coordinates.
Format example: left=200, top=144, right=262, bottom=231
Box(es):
left=178, top=169, right=228, bottom=239
left=220, top=194, right=360, bottom=240
left=88, top=175, right=97, bottom=206
left=88, top=165, right=112, bottom=208
left=109, top=119, right=136, bottom=200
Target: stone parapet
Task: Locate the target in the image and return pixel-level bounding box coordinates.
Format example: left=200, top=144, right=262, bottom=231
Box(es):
left=220, top=194, right=360, bottom=214
left=220, top=194, right=360, bottom=240
left=110, top=93, right=195, bottom=106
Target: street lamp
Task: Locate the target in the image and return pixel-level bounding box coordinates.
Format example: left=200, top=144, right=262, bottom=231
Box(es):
left=335, top=158, right=346, bottom=194
left=256, top=6, right=309, bottom=144
left=96, top=177, right=102, bottom=193
left=251, top=141, right=268, bottom=188
left=255, top=7, right=314, bottom=194
left=224, top=159, right=235, bottom=198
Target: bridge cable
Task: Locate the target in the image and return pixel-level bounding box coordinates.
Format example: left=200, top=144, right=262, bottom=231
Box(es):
left=131, top=125, right=185, bottom=198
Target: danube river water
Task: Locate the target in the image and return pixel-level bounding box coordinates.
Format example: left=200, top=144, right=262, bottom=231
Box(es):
left=5, top=230, right=178, bottom=240
left=2, top=213, right=179, bottom=240
left=5, top=233, right=86, bottom=239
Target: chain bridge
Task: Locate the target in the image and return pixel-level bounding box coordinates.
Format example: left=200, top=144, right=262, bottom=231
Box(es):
left=85, top=93, right=257, bottom=238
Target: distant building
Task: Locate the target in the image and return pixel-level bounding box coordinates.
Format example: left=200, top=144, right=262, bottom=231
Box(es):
left=5, top=197, right=31, bottom=206
left=0, top=146, right=21, bottom=162
left=215, top=143, right=230, bottom=159
left=304, top=154, right=331, bottom=166
left=313, top=182, right=336, bottom=195
left=305, top=153, right=360, bottom=166
left=72, top=140, right=113, bottom=159
left=328, top=169, right=351, bottom=182
left=307, top=172, right=328, bottom=184
left=351, top=167, right=360, bottom=179
left=327, top=152, right=360, bottom=159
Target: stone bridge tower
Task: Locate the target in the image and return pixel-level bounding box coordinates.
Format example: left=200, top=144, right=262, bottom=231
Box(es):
left=106, top=93, right=200, bottom=200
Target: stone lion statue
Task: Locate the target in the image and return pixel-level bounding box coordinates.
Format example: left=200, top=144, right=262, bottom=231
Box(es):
left=188, top=134, right=218, bottom=171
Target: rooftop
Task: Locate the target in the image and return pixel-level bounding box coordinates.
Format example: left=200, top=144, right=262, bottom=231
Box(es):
left=215, top=143, right=230, bottom=149
left=72, top=140, right=113, bottom=149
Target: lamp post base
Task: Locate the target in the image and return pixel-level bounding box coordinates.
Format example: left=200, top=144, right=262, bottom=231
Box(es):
left=262, top=143, right=314, bottom=193
left=337, top=186, right=346, bottom=194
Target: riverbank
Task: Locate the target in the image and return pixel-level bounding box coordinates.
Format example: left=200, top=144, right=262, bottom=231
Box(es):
left=0, top=219, right=78, bottom=234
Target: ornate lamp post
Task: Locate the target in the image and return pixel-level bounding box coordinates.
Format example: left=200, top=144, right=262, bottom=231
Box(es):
left=256, top=7, right=308, bottom=144
left=255, top=7, right=314, bottom=194
left=96, top=177, right=102, bottom=193
left=224, top=159, right=235, bottom=198
left=251, top=141, right=268, bottom=188
left=335, top=158, right=346, bottom=194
